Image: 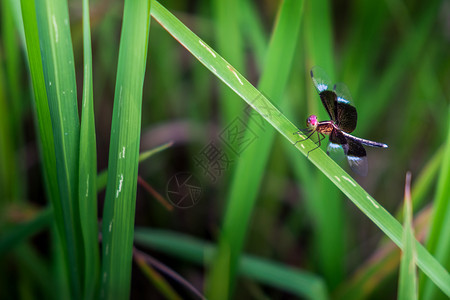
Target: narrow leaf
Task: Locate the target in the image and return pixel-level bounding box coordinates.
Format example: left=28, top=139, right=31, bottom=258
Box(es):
left=422, top=107, right=450, bottom=300
left=100, top=0, right=151, bottom=298
left=22, top=0, right=82, bottom=296
left=398, top=172, right=418, bottom=300
left=79, top=0, right=100, bottom=298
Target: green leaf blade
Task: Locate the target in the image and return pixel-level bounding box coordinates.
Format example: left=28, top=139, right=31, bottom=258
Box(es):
left=79, top=0, right=100, bottom=298
left=398, top=172, right=418, bottom=300
left=421, top=107, right=450, bottom=300
left=100, top=0, right=151, bottom=298
left=23, top=0, right=83, bottom=296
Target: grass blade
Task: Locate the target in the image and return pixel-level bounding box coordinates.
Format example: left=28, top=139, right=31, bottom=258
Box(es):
left=20, top=0, right=61, bottom=231
left=398, top=172, right=418, bottom=300
left=421, top=107, right=450, bottom=300
left=213, top=0, right=245, bottom=124
left=34, top=0, right=83, bottom=296
left=304, top=0, right=335, bottom=78
left=0, top=0, right=24, bottom=202
left=79, top=0, right=100, bottom=298
left=100, top=0, right=151, bottom=298
left=0, top=48, right=15, bottom=203
left=21, top=0, right=83, bottom=296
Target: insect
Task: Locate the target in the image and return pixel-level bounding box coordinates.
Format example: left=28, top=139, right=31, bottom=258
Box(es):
left=295, top=66, right=388, bottom=176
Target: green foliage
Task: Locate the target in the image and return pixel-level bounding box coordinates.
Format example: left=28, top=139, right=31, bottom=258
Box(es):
left=0, top=0, right=449, bottom=299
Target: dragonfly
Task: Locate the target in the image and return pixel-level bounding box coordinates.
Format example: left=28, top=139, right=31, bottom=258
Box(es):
left=295, top=66, right=388, bottom=176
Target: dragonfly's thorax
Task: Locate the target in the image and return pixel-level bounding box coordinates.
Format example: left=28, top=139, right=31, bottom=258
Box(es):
left=315, top=120, right=336, bottom=135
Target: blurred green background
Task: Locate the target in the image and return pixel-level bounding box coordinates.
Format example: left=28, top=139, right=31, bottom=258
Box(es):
left=0, top=0, right=449, bottom=299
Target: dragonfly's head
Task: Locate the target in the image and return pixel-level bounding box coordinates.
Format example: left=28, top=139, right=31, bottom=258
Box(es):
left=306, top=115, right=318, bottom=130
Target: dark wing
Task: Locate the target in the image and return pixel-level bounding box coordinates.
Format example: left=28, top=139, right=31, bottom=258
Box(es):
left=336, top=101, right=357, bottom=133
left=310, top=66, right=338, bottom=122
left=344, top=137, right=368, bottom=176
left=328, top=130, right=368, bottom=176
left=328, top=129, right=347, bottom=154
left=320, top=91, right=338, bottom=122
left=334, top=83, right=357, bottom=133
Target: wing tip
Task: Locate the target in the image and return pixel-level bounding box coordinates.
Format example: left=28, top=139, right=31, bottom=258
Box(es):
left=348, top=155, right=368, bottom=176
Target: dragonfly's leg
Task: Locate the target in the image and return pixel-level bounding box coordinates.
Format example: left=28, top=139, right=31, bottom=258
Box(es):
left=294, top=128, right=310, bottom=135
left=294, top=130, right=315, bottom=145
left=319, top=132, right=326, bottom=144
left=312, top=132, right=326, bottom=145
left=306, top=132, right=323, bottom=158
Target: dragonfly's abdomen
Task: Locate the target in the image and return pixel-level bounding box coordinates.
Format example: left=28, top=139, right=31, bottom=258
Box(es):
left=341, top=131, right=388, bottom=148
